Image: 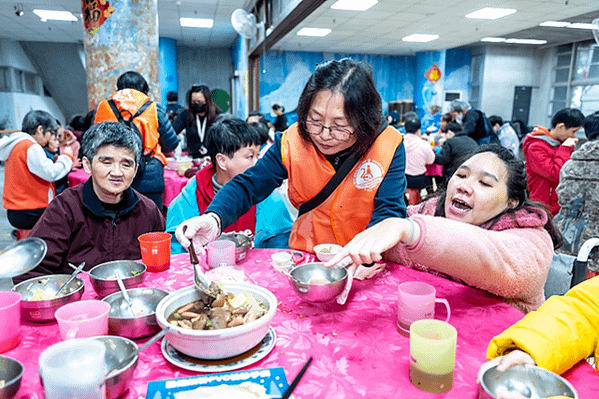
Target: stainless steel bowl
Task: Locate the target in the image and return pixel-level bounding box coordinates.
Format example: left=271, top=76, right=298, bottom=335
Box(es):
left=155, top=282, right=277, bottom=359
left=103, top=288, right=169, bottom=339
left=217, top=232, right=252, bottom=263
left=12, top=275, right=84, bottom=322
left=479, top=364, right=578, bottom=399
left=288, top=262, right=348, bottom=303
left=89, top=261, right=146, bottom=298
left=92, top=336, right=139, bottom=399
left=0, top=356, right=23, bottom=399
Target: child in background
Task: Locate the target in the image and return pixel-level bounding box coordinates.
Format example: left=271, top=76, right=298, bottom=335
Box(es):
left=166, top=116, right=293, bottom=253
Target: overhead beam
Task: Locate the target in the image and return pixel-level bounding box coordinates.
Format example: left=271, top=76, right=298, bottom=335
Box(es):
left=248, top=0, right=328, bottom=58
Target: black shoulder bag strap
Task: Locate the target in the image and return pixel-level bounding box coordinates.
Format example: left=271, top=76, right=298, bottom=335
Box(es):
left=297, top=119, right=389, bottom=217
left=107, top=98, right=153, bottom=125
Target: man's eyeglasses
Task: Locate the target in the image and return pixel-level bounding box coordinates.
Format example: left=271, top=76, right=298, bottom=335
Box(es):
left=45, top=128, right=58, bottom=136
left=304, top=119, right=354, bottom=141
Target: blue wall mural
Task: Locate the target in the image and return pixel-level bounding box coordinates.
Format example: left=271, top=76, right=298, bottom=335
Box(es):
left=259, top=51, right=416, bottom=126
left=230, top=46, right=470, bottom=131
left=231, top=37, right=249, bottom=120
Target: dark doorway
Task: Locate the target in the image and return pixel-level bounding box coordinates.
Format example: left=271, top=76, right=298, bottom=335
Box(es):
left=512, top=86, right=532, bottom=125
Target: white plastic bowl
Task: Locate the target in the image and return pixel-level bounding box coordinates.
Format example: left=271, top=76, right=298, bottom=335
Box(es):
left=313, top=243, right=343, bottom=262
left=155, top=282, right=277, bottom=359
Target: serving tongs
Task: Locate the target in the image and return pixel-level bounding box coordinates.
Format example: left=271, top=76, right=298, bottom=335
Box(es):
left=183, top=226, right=217, bottom=301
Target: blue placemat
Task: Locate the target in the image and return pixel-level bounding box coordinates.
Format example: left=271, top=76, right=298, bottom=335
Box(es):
left=146, top=367, right=289, bottom=398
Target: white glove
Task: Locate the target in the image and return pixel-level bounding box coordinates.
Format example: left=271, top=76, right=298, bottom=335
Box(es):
left=175, top=214, right=220, bottom=254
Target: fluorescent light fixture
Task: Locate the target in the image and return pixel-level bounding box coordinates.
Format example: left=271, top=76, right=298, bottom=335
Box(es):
left=331, top=0, right=378, bottom=11
left=480, top=37, right=506, bottom=42
left=402, top=34, right=439, bottom=42
left=567, top=23, right=597, bottom=30
left=180, top=18, right=213, bottom=28
left=465, top=8, right=516, bottom=20
left=297, top=28, right=331, bottom=37
left=539, top=21, right=571, bottom=27
left=505, top=38, right=547, bottom=45
left=33, top=10, right=78, bottom=22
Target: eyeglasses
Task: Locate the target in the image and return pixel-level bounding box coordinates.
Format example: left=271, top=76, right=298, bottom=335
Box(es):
left=304, top=119, right=354, bottom=141
left=45, top=128, right=58, bottom=136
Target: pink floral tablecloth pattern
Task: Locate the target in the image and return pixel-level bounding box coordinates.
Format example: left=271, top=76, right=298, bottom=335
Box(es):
left=67, top=168, right=189, bottom=208
left=6, top=250, right=599, bottom=398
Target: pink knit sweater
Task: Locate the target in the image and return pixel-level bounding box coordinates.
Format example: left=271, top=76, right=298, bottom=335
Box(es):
left=384, top=198, right=553, bottom=313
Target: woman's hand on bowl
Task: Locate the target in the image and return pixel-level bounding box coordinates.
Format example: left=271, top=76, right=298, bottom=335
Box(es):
left=175, top=214, right=220, bottom=253
left=324, top=218, right=409, bottom=268
left=477, top=350, right=536, bottom=386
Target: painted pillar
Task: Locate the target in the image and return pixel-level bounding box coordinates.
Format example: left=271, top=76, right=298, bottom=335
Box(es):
left=82, top=0, right=160, bottom=110
left=159, top=37, right=178, bottom=107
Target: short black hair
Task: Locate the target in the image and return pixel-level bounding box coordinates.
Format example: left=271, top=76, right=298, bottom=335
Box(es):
left=551, top=108, right=584, bottom=129
left=248, top=122, right=270, bottom=146
left=21, top=110, right=56, bottom=135
left=488, top=115, right=503, bottom=127
left=272, top=104, right=284, bottom=112
left=443, top=122, right=462, bottom=133
left=247, top=111, right=269, bottom=126
left=116, top=71, right=149, bottom=95
left=167, top=91, right=178, bottom=102
left=68, top=115, right=86, bottom=131
left=296, top=58, right=383, bottom=154
left=205, top=116, right=262, bottom=166
left=583, top=111, right=599, bottom=141
left=404, top=117, right=421, bottom=134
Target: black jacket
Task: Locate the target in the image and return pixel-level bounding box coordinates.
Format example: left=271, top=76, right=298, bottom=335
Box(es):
left=434, top=131, right=479, bottom=179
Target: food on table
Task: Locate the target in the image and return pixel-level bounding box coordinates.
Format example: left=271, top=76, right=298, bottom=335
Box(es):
left=30, top=288, right=56, bottom=301
left=0, top=380, right=4, bottom=387
left=167, top=284, right=267, bottom=330
left=319, top=246, right=333, bottom=254
left=105, top=270, right=143, bottom=280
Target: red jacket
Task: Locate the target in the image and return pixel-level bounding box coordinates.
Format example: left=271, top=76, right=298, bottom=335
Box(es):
left=522, top=126, right=574, bottom=215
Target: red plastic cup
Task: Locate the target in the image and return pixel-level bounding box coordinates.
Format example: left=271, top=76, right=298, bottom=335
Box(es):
left=0, top=291, right=22, bottom=353
left=138, top=232, right=172, bottom=272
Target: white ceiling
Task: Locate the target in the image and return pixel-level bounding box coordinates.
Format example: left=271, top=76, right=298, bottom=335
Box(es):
left=0, top=0, right=598, bottom=54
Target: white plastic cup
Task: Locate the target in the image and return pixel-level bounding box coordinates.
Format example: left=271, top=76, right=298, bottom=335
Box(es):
left=39, top=338, right=106, bottom=399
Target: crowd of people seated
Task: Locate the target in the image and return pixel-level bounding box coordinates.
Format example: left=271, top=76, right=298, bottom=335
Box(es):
left=3, top=61, right=599, bottom=395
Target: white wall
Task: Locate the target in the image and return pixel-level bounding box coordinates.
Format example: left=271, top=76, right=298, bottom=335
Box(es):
left=0, top=38, right=36, bottom=72
left=480, top=45, right=547, bottom=126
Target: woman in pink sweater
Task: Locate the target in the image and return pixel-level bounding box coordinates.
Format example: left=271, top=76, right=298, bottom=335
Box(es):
left=326, top=144, right=561, bottom=313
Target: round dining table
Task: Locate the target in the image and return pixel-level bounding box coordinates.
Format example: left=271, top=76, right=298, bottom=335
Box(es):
left=6, top=249, right=599, bottom=398
left=67, top=168, right=190, bottom=209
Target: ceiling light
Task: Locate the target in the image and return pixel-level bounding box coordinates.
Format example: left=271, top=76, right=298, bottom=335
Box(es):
left=32, top=10, right=78, bottom=22
left=480, top=37, right=506, bottom=42
left=465, top=8, right=516, bottom=20
left=331, top=0, right=378, bottom=11
left=505, top=38, right=547, bottom=45
left=402, top=34, right=439, bottom=43
left=566, top=23, right=597, bottom=30
left=539, top=21, right=571, bottom=27
left=180, top=18, right=213, bottom=28
left=297, top=28, right=331, bottom=37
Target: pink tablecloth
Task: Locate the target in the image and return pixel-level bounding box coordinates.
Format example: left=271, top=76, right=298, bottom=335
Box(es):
left=67, top=168, right=189, bottom=208
left=6, top=250, right=599, bottom=398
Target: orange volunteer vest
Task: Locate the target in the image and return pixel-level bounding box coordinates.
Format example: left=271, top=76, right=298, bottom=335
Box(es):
left=282, top=123, right=403, bottom=252
left=94, top=88, right=167, bottom=166
left=3, top=140, right=56, bottom=210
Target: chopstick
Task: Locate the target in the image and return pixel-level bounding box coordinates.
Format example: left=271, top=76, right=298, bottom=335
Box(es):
left=281, top=357, right=313, bottom=399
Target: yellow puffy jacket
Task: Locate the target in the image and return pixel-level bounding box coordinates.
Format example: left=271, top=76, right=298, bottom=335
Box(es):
left=487, top=276, right=599, bottom=375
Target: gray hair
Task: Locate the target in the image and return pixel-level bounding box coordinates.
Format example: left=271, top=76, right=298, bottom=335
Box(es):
left=81, top=121, right=142, bottom=165
left=21, top=110, right=57, bottom=135
left=449, top=100, right=470, bottom=113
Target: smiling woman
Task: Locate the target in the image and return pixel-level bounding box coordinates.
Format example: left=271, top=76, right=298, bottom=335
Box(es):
left=326, top=144, right=562, bottom=314
left=17, top=122, right=166, bottom=283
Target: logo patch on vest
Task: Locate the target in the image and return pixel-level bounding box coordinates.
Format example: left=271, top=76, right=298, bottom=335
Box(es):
left=354, top=159, right=384, bottom=190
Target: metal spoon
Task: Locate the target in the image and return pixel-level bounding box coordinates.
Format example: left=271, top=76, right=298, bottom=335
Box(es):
left=54, top=261, right=85, bottom=296
left=182, top=225, right=216, bottom=299
left=115, top=271, right=135, bottom=316
left=110, top=327, right=171, bottom=374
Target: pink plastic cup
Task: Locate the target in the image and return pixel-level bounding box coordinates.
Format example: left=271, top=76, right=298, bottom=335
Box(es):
left=206, top=240, right=236, bottom=269
left=55, top=300, right=110, bottom=340
left=0, top=291, right=22, bottom=353
left=138, top=232, right=172, bottom=272
left=396, top=281, right=450, bottom=336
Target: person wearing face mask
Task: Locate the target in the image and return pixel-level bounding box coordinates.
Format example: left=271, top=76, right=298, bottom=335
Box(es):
left=449, top=100, right=496, bottom=145
left=174, top=58, right=407, bottom=260
left=326, top=144, right=561, bottom=314
left=172, top=84, right=222, bottom=159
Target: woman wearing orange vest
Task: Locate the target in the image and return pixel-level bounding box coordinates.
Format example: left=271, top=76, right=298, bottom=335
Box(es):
left=0, top=110, right=74, bottom=230
left=175, top=58, right=407, bottom=259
